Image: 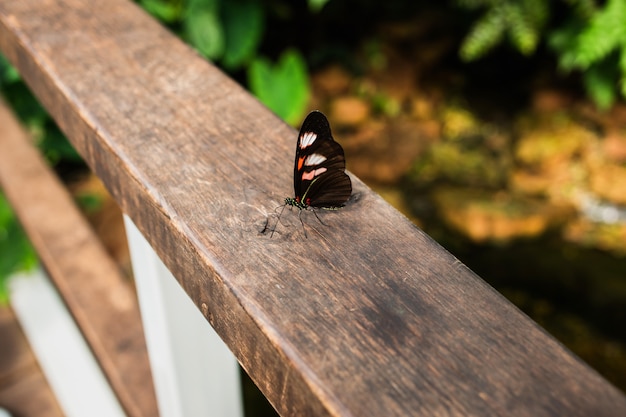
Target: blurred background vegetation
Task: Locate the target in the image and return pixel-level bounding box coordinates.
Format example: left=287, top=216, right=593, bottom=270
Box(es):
left=1, top=0, right=626, bottom=406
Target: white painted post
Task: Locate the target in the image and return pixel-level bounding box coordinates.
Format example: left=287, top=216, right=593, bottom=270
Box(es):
left=9, top=269, right=126, bottom=417
left=123, top=216, right=244, bottom=417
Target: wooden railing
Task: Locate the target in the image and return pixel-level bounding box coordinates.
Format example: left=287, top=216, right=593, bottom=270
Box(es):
left=1, top=0, right=625, bottom=416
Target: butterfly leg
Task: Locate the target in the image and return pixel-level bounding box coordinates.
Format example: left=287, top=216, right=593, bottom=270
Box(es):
left=269, top=204, right=288, bottom=237
left=298, top=208, right=309, bottom=239
left=311, top=208, right=329, bottom=227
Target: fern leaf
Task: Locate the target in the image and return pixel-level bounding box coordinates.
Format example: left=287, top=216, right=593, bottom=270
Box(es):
left=574, top=0, right=626, bottom=68
left=460, top=5, right=506, bottom=61
left=583, top=62, right=617, bottom=110
left=562, top=0, right=597, bottom=19
left=456, top=0, right=490, bottom=9
left=522, top=0, right=548, bottom=28
left=619, top=45, right=626, bottom=98
left=506, top=3, right=539, bottom=55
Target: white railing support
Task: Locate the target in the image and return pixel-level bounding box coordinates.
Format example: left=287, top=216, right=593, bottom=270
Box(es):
left=9, top=269, right=126, bottom=417
left=124, top=216, right=244, bottom=417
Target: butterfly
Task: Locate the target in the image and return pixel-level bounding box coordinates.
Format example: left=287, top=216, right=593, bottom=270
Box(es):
left=269, top=110, right=352, bottom=237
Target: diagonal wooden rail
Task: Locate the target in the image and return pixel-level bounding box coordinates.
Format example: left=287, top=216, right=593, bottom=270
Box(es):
left=1, top=0, right=625, bottom=416
left=0, top=99, right=159, bottom=417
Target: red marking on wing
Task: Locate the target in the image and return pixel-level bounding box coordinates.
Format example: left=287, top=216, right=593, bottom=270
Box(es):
left=302, top=167, right=327, bottom=181
left=298, top=156, right=305, bottom=170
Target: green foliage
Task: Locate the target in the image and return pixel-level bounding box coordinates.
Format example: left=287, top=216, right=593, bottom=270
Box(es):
left=39, top=122, right=83, bottom=164
left=549, top=0, right=626, bottom=109
left=1, top=56, right=81, bottom=162
left=0, top=54, right=20, bottom=87
left=458, top=0, right=626, bottom=109
left=459, top=0, right=548, bottom=61
left=140, top=0, right=314, bottom=123
left=308, top=0, right=330, bottom=12
left=140, top=0, right=185, bottom=22
left=568, top=0, right=626, bottom=69
left=220, top=0, right=265, bottom=69
left=74, top=193, right=105, bottom=214
left=248, top=50, right=311, bottom=125
left=582, top=60, right=618, bottom=110
left=139, top=0, right=311, bottom=122
left=185, top=0, right=225, bottom=60
left=0, top=54, right=84, bottom=302
left=1, top=0, right=319, bottom=300
left=148, top=0, right=267, bottom=71
left=562, top=0, right=596, bottom=18
left=0, top=193, right=37, bottom=304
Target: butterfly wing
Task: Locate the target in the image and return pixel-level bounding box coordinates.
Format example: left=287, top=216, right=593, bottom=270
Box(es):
left=294, top=111, right=352, bottom=207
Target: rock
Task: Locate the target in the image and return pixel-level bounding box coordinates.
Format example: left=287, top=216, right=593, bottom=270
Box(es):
left=563, top=217, right=626, bottom=256
left=433, top=187, right=572, bottom=243
left=515, top=114, right=596, bottom=166
left=510, top=158, right=585, bottom=204
left=588, top=162, right=626, bottom=206
left=410, top=96, right=435, bottom=120
left=603, top=129, right=626, bottom=163
left=363, top=44, right=417, bottom=104
left=344, top=118, right=432, bottom=184
left=311, top=65, right=352, bottom=96
left=531, top=89, right=573, bottom=113
left=440, top=106, right=480, bottom=140
left=372, top=185, right=422, bottom=228
left=329, top=97, right=371, bottom=126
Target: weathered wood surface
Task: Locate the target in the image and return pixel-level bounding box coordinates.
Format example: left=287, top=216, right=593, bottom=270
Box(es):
left=0, top=100, right=159, bottom=417
left=1, top=1, right=625, bottom=416
left=0, top=305, right=64, bottom=417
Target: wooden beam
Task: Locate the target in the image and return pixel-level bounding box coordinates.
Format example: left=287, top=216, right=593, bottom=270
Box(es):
left=0, top=305, right=64, bottom=417
left=1, top=1, right=625, bottom=416
left=0, top=100, right=159, bottom=417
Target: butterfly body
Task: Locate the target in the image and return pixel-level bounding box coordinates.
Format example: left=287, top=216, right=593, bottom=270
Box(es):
left=269, top=111, right=351, bottom=237
left=291, top=111, right=352, bottom=208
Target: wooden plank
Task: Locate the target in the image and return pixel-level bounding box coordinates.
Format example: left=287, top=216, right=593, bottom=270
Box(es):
left=1, top=1, right=625, bottom=416
left=0, top=101, right=159, bottom=416
left=0, top=305, right=64, bottom=417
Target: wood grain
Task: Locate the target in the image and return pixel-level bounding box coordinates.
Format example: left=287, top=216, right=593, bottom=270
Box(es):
left=0, top=100, right=159, bottom=417
left=1, top=1, right=625, bottom=416
left=0, top=306, right=64, bottom=417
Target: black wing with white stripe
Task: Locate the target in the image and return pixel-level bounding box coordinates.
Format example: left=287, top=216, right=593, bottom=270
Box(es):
left=293, top=111, right=352, bottom=208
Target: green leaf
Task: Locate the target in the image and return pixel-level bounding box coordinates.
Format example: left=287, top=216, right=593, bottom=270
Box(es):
left=574, top=0, right=626, bottom=68
left=248, top=50, right=311, bottom=125
left=460, top=5, right=506, bottom=61
left=459, top=0, right=548, bottom=60
left=0, top=53, right=20, bottom=87
left=522, top=0, right=548, bottom=28
left=308, top=0, right=330, bottom=12
left=184, top=0, right=224, bottom=60
left=39, top=123, right=82, bottom=165
left=455, top=0, right=487, bottom=10
left=562, top=0, right=597, bottom=18
left=2, top=82, right=47, bottom=127
left=507, top=3, right=538, bottom=55
left=0, top=193, right=37, bottom=303
left=583, top=63, right=617, bottom=110
left=139, top=0, right=183, bottom=23
left=549, top=20, right=587, bottom=71
left=511, top=0, right=549, bottom=55
left=74, top=193, right=104, bottom=214
left=221, top=0, right=264, bottom=69
left=0, top=195, right=13, bottom=226
left=619, top=46, right=626, bottom=98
